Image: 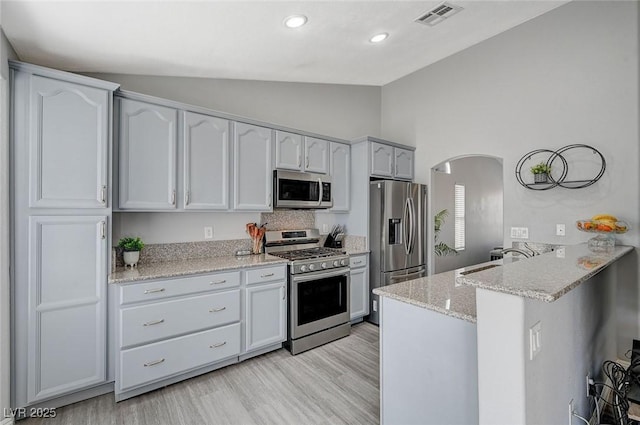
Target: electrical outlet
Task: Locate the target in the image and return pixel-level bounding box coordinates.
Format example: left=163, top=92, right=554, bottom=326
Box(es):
left=510, top=227, right=530, bottom=239
left=556, top=224, right=566, bottom=236
left=373, top=299, right=378, bottom=312
left=204, top=226, right=213, bottom=239
left=586, top=374, right=596, bottom=397
left=529, top=321, right=542, bottom=360
left=322, top=224, right=329, bottom=234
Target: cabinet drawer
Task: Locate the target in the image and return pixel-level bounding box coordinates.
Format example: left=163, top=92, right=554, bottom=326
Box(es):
left=350, top=255, right=368, bottom=268
left=119, top=323, right=240, bottom=391
left=119, top=271, right=241, bottom=304
left=120, top=290, right=240, bottom=348
left=245, top=265, right=286, bottom=285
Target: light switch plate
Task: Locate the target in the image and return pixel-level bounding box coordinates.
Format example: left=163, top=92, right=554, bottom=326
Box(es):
left=510, top=227, right=529, bottom=239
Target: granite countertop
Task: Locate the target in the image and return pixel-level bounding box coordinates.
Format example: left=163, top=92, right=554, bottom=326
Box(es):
left=372, top=260, right=509, bottom=323
left=109, top=254, right=289, bottom=284
left=457, top=243, right=633, bottom=302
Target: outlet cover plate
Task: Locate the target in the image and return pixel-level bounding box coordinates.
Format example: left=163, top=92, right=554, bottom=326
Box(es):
left=530, top=321, right=542, bottom=360
left=556, top=224, right=566, bottom=236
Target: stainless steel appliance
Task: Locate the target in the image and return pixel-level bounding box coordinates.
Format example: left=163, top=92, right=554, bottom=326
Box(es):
left=368, top=180, right=428, bottom=325
left=265, top=229, right=350, bottom=354
left=273, top=170, right=332, bottom=209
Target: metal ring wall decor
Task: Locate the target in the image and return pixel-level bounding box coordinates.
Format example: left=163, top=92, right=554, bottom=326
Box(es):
left=515, top=144, right=606, bottom=190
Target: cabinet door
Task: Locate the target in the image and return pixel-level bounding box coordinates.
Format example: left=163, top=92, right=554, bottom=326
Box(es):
left=274, top=131, right=303, bottom=171
left=118, top=98, right=177, bottom=210
left=394, top=148, right=414, bottom=181
left=233, top=123, right=272, bottom=211
left=350, top=266, right=369, bottom=320
left=304, top=137, right=329, bottom=174
left=29, top=76, right=109, bottom=209
left=183, top=112, right=229, bottom=210
left=370, top=142, right=394, bottom=178
left=329, top=142, right=350, bottom=212
left=245, top=282, right=286, bottom=352
left=27, top=216, right=107, bottom=403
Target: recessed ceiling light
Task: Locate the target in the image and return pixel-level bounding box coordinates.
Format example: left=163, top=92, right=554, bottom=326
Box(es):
left=370, top=33, right=389, bottom=43
left=284, top=15, right=307, bottom=29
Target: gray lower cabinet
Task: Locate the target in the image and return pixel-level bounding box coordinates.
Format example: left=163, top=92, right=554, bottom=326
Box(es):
left=244, top=265, right=287, bottom=353
left=25, top=216, right=108, bottom=404
left=233, top=122, right=273, bottom=211
left=183, top=111, right=230, bottom=209
left=349, top=254, right=369, bottom=321
left=117, top=97, right=178, bottom=210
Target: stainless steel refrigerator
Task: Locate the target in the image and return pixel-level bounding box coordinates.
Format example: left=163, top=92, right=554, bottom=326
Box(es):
left=368, top=180, right=427, bottom=325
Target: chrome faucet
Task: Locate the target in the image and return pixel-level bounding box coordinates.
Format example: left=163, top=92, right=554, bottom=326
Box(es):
left=500, top=248, right=533, bottom=258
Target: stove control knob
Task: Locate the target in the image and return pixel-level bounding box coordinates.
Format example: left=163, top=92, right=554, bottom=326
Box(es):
left=321, top=262, right=327, bottom=269
left=333, top=260, right=339, bottom=267
left=340, top=259, right=347, bottom=266
left=300, top=265, right=307, bottom=272
left=309, top=264, right=315, bottom=271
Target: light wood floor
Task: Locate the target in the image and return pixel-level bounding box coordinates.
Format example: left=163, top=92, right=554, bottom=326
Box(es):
left=21, top=322, right=379, bottom=425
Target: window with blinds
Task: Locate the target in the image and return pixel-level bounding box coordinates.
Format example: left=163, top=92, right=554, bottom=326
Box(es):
left=454, top=184, right=465, bottom=250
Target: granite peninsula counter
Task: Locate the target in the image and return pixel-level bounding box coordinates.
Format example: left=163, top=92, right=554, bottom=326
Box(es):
left=375, top=243, right=634, bottom=425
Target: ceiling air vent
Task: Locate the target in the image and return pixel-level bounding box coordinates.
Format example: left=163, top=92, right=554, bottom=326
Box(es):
left=415, top=2, right=464, bottom=27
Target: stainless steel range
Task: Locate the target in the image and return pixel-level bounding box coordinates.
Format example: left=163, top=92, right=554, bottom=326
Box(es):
left=265, top=229, right=350, bottom=355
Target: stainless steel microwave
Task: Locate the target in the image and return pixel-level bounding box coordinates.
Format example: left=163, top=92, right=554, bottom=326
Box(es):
left=273, top=170, right=332, bottom=209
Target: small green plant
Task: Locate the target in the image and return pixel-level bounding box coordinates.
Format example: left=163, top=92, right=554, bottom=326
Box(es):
left=434, top=209, right=458, bottom=257
left=118, top=237, right=145, bottom=252
left=530, top=162, right=551, bottom=175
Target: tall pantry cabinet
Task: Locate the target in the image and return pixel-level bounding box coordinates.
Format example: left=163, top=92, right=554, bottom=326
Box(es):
left=10, top=61, right=119, bottom=409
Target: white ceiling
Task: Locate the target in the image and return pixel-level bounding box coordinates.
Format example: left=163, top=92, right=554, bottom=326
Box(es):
left=2, top=0, right=569, bottom=86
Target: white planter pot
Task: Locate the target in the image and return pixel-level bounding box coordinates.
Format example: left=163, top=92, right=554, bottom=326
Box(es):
left=123, top=251, right=140, bottom=268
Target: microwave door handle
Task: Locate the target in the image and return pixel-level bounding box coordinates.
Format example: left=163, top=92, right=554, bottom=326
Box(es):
left=318, top=178, right=323, bottom=206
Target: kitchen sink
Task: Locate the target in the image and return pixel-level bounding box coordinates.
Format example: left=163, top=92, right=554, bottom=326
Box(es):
left=459, top=264, right=502, bottom=276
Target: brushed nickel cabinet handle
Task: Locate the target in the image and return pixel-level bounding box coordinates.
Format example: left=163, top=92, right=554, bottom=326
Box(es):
left=171, top=190, right=176, bottom=205
left=100, top=221, right=106, bottom=240
left=306, top=156, right=309, bottom=168
left=261, top=273, right=274, bottom=278
left=210, top=341, right=227, bottom=349
left=100, top=185, right=107, bottom=204
left=185, top=190, right=190, bottom=205
left=353, top=260, right=363, bottom=265
left=210, top=279, right=227, bottom=285
left=209, top=307, right=226, bottom=313
left=298, top=156, right=302, bottom=168
left=143, top=358, right=165, bottom=367
left=144, top=288, right=165, bottom=294
left=143, top=319, right=165, bottom=327
left=282, top=285, right=285, bottom=300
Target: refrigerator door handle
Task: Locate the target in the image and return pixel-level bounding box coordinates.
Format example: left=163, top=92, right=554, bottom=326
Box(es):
left=403, top=198, right=411, bottom=255
left=409, top=197, right=416, bottom=253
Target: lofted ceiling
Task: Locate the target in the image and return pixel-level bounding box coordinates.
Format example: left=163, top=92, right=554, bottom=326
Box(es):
left=2, top=0, right=569, bottom=86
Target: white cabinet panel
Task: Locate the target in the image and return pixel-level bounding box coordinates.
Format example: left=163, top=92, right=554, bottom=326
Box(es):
left=394, top=148, right=414, bottom=181
left=275, top=131, right=303, bottom=171
left=27, top=216, right=107, bottom=403
left=233, top=122, right=272, bottom=211
left=245, top=265, right=287, bottom=286
left=118, top=98, right=177, bottom=210
left=304, top=137, right=329, bottom=174
left=245, top=282, right=286, bottom=352
left=29, top=76, right=109, bottom=209
left=183, top=112, right=229, bottom=209
left=370, top=142, right=394, bottom=178
left=329, top=142, right=350, bottom=212
left=349, top=259, right=369, bottom=321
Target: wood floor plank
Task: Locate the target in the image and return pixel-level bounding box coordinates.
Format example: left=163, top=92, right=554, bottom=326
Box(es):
left=19, top=322, right=379, bottom=425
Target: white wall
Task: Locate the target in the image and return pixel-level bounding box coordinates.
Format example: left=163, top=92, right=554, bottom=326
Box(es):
left=0, top=21, right=18, bottom=421
left=381, top=0, right=639, bottom=357
left=433, top=156, right=503, bottom=273
left=91, top=73, right=380, bottom=243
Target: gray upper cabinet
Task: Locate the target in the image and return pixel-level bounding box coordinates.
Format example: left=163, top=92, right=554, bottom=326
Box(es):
left=370, top=142, right=394, bottom=178
left=394, top=148, right=414, bottom=181
left=118, top=98, right=177, bottom=210
left=183, top=112, right=230, bottom=210
left=28, top=75, right=110, bottom=209
left=274, top=131, right=303, bottom=171
left=304, top=137, right=329, bottom=174
left=329, top=142, right=350, bottom=212
left=233, top=122, right=273, bottom=211
left=26, top=215, right=107, bottom=404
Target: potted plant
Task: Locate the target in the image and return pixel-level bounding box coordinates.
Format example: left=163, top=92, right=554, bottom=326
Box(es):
left=118, top=237, right=145, bottom=268
left=530, top=162, right=552, bottom=183
left=434, top=209, right=458, bottom=257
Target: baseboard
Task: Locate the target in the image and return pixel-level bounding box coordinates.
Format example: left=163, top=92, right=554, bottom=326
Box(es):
left=1, top=417, right=15, bottom=425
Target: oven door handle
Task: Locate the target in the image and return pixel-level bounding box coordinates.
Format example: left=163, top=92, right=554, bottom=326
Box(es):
left=291, top=268, right=349, bottom=283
